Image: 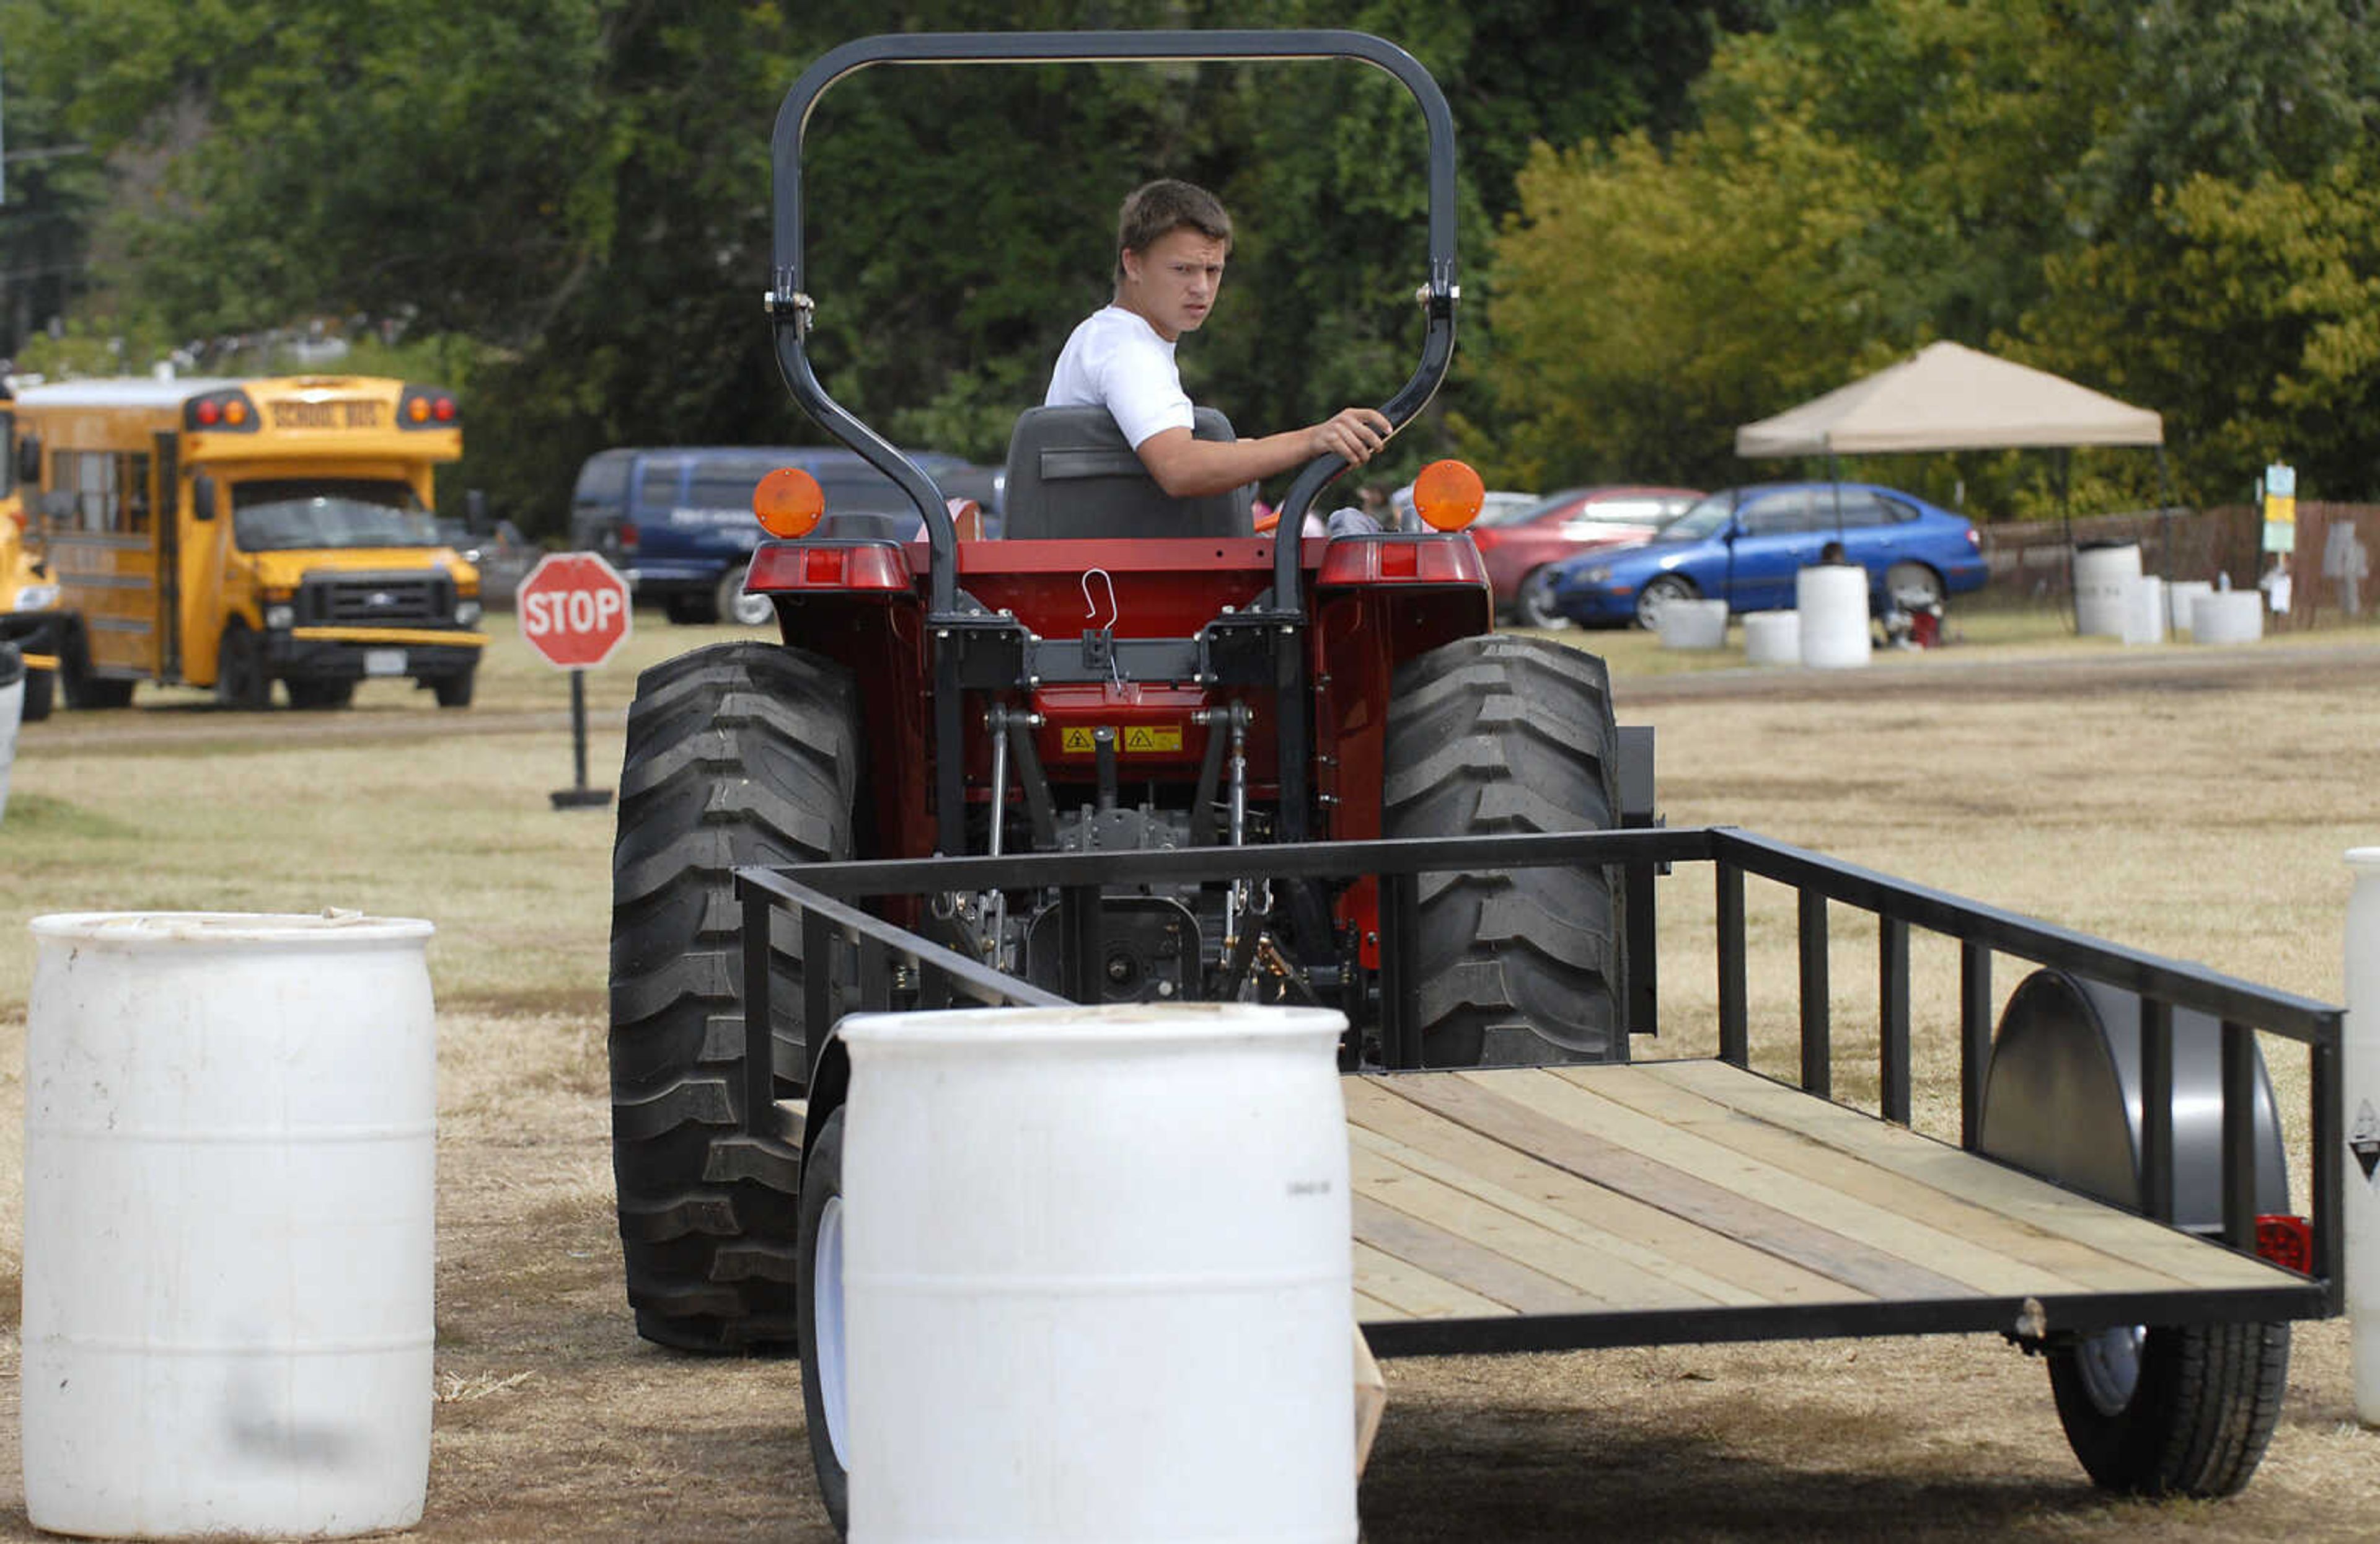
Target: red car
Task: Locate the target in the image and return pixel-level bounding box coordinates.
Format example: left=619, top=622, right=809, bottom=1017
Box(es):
left=1471, top=485, right=1704, bottom=627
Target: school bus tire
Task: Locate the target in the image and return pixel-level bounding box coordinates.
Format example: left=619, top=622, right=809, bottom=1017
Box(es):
left=214, top=623, right=273, bottom=711
left=433, top=668, right=475, bottom=709
left=60, top=626, right=134, bottom=711
left=608, top=640, right=862, bottom=1352
left=19, top=664, right=53, bottom=723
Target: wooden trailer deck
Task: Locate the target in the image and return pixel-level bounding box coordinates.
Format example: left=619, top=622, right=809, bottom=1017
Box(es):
left=1349, top=1059, right=2310, bottom=1356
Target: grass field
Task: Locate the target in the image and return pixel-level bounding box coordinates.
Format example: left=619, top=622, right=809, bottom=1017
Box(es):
left=1, top=607, right=2376, bottom=1540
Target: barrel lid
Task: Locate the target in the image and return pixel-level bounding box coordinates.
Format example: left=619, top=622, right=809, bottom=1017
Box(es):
left=0, top=641, right=20, bottom=688
left=29, top=909, right=436, bottom=946
left=2348, top=847, right=2380, bottom=873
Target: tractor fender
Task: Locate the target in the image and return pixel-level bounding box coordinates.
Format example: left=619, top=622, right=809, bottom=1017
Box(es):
left=1978, top=969, right=2289, bottom=1224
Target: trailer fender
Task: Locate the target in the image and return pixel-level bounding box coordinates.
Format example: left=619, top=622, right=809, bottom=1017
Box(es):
left=1978, top=968, right=2288, bottom=1225
left=802, top=1030, right=852, bottom=1167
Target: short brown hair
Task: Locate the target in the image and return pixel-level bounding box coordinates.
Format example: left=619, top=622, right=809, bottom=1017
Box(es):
left=1115, top=179, right=1232, bottom=281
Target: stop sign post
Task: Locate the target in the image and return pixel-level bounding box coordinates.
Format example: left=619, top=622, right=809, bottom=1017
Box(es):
left=517, top=552, right=633, bottom=809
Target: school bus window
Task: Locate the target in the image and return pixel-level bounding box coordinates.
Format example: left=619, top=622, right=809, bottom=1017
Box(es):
left=66, top=451, right=115, bottom=532
left=229, top=477, right=439, bottom=552
left=121, top=452, right=152, bottom=534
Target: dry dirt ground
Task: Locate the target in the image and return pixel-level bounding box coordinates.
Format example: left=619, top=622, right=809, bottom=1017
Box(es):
left=4, top=635, right=2379, bottom=1541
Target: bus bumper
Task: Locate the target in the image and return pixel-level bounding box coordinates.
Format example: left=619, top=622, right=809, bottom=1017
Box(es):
left=269, top=631, right=484, bottom=686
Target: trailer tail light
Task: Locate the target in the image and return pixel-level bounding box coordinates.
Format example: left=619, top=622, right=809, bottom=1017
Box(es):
left=1411, top=459, right=1485, bottom=531
left=1316, top=534, right=1488, bottom=588
left=2254, top=1214, right=2312, bottom=1274
left=755, top=467, right=827, bottom=538
left=747, top=540, right=909, bottom=593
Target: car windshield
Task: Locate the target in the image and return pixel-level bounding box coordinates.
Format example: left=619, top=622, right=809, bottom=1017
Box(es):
left=1661, top=493, right=1738, bottom=542
left=1469, top=492, right=1549, bottom=529
left=232, top=479, right=436, bottom=552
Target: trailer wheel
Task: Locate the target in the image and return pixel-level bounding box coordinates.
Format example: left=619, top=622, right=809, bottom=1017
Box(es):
left=798, top=1106, right=852, bottom=1537
left=609, top=640, right=861, bottom=1352
left=2048, top=1320, right=2290, bottom=1497
left=1383, top=633, right=1624, bottom=1065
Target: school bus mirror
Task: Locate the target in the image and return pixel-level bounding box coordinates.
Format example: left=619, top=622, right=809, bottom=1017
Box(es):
left=193, top=477, right=217, bottom=523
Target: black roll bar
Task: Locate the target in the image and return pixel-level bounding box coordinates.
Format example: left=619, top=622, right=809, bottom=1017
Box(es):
left=767, top=29, right=1463, bottom=619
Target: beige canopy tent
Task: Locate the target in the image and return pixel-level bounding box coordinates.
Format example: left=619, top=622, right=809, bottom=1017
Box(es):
left=1734, top=340, right=2162, bottom=457
left=1735, top=342, right=2171, bottom=618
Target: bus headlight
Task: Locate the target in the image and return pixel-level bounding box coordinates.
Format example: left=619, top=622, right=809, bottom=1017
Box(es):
left=456, top=600, right=483, bottom=628
left=14, top=583, right=58, bottom=611
left=263, top=604, right=296, bottom=630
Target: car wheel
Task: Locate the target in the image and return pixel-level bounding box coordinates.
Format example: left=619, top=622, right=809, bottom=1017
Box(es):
left=1514, top=567, right=1572, bottom=630
left=1885, top=560, right=1944, bottom=611
left=1633, top=573, right=1698, bottom=632
left=720, top=563, right=775, bottom=627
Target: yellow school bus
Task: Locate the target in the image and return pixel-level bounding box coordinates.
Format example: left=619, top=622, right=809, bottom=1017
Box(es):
left=12, top=374, right=487, bottom=709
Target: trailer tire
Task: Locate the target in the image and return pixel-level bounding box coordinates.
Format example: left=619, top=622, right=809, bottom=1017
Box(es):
left=798, top=1106, right=852, bottom=1537
left=1383, top=633, right=1625, bottom=1065
left=2048, top=1320, right=2290, bottom=1497
left=608, top=640, right=861, bottom=1352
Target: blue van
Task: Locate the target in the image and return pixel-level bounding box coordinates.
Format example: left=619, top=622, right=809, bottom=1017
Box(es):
left=569, top=445, right=985, bottom=624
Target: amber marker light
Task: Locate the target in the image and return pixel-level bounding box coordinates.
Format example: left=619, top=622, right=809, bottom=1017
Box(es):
left=1411, top=459, right=1485, bottom=531
left=754, top=466, right=827, bottom=539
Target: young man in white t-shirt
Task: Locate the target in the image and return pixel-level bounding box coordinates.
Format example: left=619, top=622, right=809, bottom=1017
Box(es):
left=1046, top=179, right=1392, bottom=502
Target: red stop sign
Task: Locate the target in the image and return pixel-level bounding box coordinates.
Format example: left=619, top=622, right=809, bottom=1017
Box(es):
left=517, top=552, right=633, bottom=670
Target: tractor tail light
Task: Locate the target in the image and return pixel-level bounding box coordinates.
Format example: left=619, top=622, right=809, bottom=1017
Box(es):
left=2254, top=1214, right=2312, bottom=1275
left=747, top=541, right=909, bottom=594
left=1315, top=534, right=1488, bottom=588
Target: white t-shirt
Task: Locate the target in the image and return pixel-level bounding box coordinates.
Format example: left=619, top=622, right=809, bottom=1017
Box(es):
left=1044, top=305, right=1195, bottom=449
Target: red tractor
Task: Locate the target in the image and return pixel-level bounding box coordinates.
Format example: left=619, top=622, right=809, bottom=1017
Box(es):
left=607, top=30, right=1645, bottom=1353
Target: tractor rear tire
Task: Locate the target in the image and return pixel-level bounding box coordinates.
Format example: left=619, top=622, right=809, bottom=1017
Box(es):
left=2048, top=1320, right=2290, bottom=1497
left=608, top=640, right=861, bottom=1352
left=1383, top=634, right=1626, bottom=1065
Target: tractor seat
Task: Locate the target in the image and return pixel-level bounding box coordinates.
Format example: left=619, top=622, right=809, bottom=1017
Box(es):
left=1000, top=405, right=1254, bottom=540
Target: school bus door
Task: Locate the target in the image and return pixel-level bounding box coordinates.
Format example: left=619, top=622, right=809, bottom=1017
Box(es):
left=154, top=431, right=181, bottom=681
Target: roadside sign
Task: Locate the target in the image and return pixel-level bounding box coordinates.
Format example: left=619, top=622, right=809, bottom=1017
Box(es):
left=518, top=552, right=632, bottom=671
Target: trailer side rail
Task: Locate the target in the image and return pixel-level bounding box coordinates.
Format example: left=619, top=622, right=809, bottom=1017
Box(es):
left=733, top=826, right=2345, bottom=1333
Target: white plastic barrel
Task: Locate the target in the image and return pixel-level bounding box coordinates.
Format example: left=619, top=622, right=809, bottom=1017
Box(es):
left=1656, top=597, right=1729, bottom=650
left=2120, top=575, right=2167, bottom=646
left=2166, top=579, right=2215, bottom=635
left=1796, top=565, right=1871, bottom=669
left=839, top=1002, right=1355, bottom=1543
left=0, top=642, right=22, bottom=825
left=22, top=912, right=437, bottom=1539
left=1743, top=609, right=1801, bottom=666
left=2073, top=542, right=2143, bottom=637
left=2347, top=850, right=2380, bottom=1427
left=2190, top=589, right=2264, bottom=645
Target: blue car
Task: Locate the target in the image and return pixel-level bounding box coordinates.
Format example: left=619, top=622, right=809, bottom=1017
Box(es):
left=1547, top=481, right=1988, bottom=629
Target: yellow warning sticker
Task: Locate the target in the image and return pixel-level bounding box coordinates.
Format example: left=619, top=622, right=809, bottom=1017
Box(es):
left=1057, top=725, right=1186, bottom=754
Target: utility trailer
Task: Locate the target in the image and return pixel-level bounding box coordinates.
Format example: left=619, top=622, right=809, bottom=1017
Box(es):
left=737, top=827, right=2343, bottom=1522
